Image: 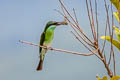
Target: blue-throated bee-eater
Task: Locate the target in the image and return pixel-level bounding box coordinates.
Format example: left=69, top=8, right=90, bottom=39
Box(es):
left=36, top=20, right=67, bottom=71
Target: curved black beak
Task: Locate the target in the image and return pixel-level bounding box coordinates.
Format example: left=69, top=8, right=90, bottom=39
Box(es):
left=55, top=21, right=68, bottom=26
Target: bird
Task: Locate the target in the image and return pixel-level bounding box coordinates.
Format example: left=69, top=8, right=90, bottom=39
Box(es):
left=36, top=20, right=68, bottom=71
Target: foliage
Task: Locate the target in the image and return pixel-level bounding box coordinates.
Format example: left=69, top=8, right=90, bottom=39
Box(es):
left=97, top=75, right=120, bottom=80
left=113, top=12, right=120, bottom=22
left=110, top=0, right=120, bottom=10
left=101, top=1, right=120, bottom=50
left=99, top=0, right=120, bottom=79
left=100, top=35, right=120, bottom=50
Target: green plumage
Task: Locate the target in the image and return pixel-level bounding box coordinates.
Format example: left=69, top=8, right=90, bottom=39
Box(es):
left=40, top=25, right=56, bottom=60
left=36, top=21, right=67, bottom=71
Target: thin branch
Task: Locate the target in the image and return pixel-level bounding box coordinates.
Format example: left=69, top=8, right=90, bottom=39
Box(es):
left=108, top=3, right=114, bottom=66
left=56, top=5, right=95, bottom=48
left=54, top=9, right=65, bottom=17
left=113, top=50, right=116, bottom=76
left=19, top=40, right=97, bottom=56
left=111, top=3, right=116, bottom=76
left=104, top=0, right=111, bottom=35
left=55, top=8, right=90, bottom=48
left=86, top=0, right=95, bottom=40
left=101, top=19, right=108, bottom=54
left=89, top=0, right=97, bottom=41
left=71, top=31, right=95, bottom=51
left=59, top=0, right=94, bottom=45
left=55, top=8, right=94, bottom=49
left=95, top=0, right=99, bottom=42
left=103, top=0, right=113, bottom=77
left=71, top=31, right=102, bottom=60
left=108, top=3, right=113, bottom=65
left=72, top=9, right=95, bottom=48
left=73, top=8, right=80, bottom=30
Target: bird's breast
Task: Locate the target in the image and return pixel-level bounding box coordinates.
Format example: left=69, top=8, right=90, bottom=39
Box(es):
left=44, top=30, right=54, bottom=44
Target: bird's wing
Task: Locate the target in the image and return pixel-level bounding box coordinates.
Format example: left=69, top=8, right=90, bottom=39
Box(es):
left=39, top=32, right=45, bottom=53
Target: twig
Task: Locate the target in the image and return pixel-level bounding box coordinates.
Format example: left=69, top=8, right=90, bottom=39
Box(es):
left=86, top=0, right=95, bottom=41
left=89, top=0, right=97, bottom=41
left=56, top=5, right=95, bottom=49
left=19, top=40, right=97, bottom=56
left=73, top=8, right=80, bottom=30
left=95, top=0, right=99, bottom=42
left=59, top=0, right=94, bottom=45
left=111, top=3, right=116, bottom=76
left=101, top=19, right=108, bottom=54
left=58, top=0, right=113, bottom=78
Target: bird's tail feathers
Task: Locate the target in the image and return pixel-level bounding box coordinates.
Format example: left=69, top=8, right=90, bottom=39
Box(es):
left=36, top=59, right=43, bottom=71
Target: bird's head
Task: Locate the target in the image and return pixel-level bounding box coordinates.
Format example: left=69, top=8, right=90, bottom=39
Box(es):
left=44, top=21, right=68, bottom=31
